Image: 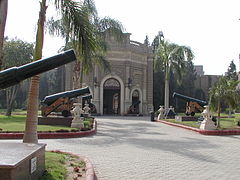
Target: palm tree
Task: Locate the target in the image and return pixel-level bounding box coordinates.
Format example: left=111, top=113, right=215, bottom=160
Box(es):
left=154, top=34, right=194, bottom=114
left=47, top=11, right=124, bottom=88
left=23, top=0, right=47, bottom=143
left=0, top=0, right=8, bottom=70
left=23, top=0, right=107, bottom=143
left=209, top=77, right=239, bottom=128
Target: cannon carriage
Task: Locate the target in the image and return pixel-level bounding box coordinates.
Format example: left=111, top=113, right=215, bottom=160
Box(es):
left=173, top=92, right=208, bottom=116
left=41, top=87, right=91, bottom=117
left=128, top=100, right=141, bottom=114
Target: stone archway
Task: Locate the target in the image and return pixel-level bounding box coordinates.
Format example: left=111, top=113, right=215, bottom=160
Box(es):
left=100, top=75, right=124, bottom=115
left=103, top=78, right=121, bottom=115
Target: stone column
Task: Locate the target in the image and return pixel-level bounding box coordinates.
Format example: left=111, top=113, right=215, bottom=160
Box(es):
left=93, top=65, right=100, bottom=114
left=125, top=66, right=131, bottom=114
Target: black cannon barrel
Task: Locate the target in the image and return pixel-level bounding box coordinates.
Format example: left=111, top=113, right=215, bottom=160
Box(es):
left=131, top=100, right=141, bottom=106
left=173, top=92, right=208, bottom=107
left=82, top=94, right=93, bottom=101
left=0, top=49, right=76, bottom=89
left=42, top=87, right=90, bottom=106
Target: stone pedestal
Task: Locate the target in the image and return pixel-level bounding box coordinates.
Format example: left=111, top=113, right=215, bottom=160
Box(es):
left=157, top=106, right=165, bottom=120
left=175, top=116, right=182, bottom=122
left=200, top=106, right=217, bottom=130
left=71, top=103, right=84, bottom=129
left=0, top=142, right=46, bottom=180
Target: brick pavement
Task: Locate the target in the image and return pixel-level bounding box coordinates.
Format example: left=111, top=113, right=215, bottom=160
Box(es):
left=2, top=116, right=240, bottom=179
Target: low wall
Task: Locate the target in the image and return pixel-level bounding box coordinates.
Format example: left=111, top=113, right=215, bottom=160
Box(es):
left=38, top=116, right=73, bottom=127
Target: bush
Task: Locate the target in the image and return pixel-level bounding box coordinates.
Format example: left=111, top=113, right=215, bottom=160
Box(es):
left=234, top=119, right=240, bottom=126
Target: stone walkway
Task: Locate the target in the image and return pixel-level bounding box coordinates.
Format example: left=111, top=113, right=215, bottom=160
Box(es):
left=2, top=116, right=240, bottom=179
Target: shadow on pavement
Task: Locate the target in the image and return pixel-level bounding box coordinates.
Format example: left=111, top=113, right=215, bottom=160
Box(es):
left=56, top=116, right=219, bottom=163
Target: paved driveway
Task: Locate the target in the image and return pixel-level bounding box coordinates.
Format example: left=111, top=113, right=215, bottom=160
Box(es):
left=2, top=116, right=240, bottom=179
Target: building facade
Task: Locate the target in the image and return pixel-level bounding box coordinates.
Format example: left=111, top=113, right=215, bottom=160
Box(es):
left=65, top=32, right=154, bottom=115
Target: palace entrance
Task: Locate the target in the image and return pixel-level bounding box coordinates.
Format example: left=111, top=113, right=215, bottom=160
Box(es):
left=103, top=78, right=121, bottom=115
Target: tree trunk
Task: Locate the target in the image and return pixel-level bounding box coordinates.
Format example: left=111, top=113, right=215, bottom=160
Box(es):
left=23, top=0, right=47, bottom=143
left=228, top=105, right=232, bottom=118
left=217, top=100, right=221, bottom=128
left=5, top=84, right=19, bottom=116
left=0, top=0, right=8, bottom=70
left=23, top=75, right=40, bottom=143
left=73, top=61, right=81, bottom=89
left=164, top=78, right=170, bottom=115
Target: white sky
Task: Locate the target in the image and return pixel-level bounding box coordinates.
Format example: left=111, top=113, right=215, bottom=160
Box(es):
left=5, top=0, right=240, bottom=75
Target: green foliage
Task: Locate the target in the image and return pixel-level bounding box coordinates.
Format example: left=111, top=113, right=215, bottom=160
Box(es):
left=40, top=152, right=67, bottom=180
left=83, top=117, right=94, bottom=130
left=209, top=77, right=239, bottom=111
left=1, top=38, right=34, bottom=115
left=209, top=76, right=240, bottom=127
left=152, top=33, right=195, bottom=111
left=155, top=40, right=194, bottom=81
left=226, top=60, right=238, bottom=81
left=2, top=37, right=34, bottom=68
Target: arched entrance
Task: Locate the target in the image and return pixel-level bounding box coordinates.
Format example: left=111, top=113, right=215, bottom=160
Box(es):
left=103, top=78, right=121, bottom=115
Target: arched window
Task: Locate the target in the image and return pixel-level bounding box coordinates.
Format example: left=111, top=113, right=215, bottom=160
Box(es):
left=104, top=78, right=120, bottom=89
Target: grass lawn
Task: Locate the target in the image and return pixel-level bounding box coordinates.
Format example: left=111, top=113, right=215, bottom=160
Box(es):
left=0, top=115, right=77, bottom=132
left=40, top=151, right=86, bottom=180
left=164, top=113, right=240, bottom=130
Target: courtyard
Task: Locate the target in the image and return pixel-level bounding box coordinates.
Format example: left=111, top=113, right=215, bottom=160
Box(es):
left=2, top=116, right=240, bottom=180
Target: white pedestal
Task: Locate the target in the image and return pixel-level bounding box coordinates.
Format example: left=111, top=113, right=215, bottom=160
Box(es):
left=200, top=118, right=216, bottom=130
left=71, top=117, right=84, bottom=129
left=175, top=116, right=182, bottom=122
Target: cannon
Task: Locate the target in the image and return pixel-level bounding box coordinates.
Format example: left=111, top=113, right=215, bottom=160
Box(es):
left=82, top=94, right=93, bottom=104
left=41, top=87, right=90, bottom=117
left=0, top=49, right=76, bottom=89
left=128, top=100, right=141, bottom=114
left=173, top=92, right=208, bottom=116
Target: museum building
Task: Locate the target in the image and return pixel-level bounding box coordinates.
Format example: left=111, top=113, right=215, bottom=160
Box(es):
left=64, top=32, right=154, bottom=115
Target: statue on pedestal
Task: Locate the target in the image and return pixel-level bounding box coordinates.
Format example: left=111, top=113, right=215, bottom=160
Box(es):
left=200, top=105, right=216, bottom=130
left=83, top=103, right=91, bottom=117
left=157, top=106, right=165, bottom=120
left=71, top=103, right=84, bottom=129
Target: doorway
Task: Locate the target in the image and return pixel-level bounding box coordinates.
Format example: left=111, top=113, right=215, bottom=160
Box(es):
left=130, top=90, right=140, bottom=114
left=103, top=78, right=121, bottom=115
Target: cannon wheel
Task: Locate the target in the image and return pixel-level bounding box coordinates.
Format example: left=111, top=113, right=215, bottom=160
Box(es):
left=190, top=112, right=195, bottom=116
left=62, top=110, right=70, bottom=117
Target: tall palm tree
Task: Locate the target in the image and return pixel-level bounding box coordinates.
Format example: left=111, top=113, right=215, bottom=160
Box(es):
left=154, top=36, right=194, bottom=114
left=23, top=0, right=106, bottom=143
left=23, top=0, right=47, bottom=143
left=0, top=0, right=8, bottom=70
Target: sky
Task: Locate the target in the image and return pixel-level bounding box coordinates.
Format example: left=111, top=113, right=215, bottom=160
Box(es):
left=5, top=0, right=240, bottom=75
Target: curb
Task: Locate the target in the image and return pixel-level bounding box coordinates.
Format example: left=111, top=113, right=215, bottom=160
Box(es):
left=156, top=120, right=240, bottom=135
left=0, top=120, right=97, bottom=139
left=50, top=150, right=97, bottom=180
